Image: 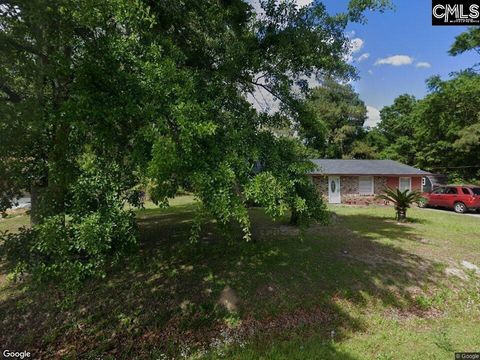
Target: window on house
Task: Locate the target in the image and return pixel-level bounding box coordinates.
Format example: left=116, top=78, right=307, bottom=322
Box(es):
left=399, top=177, right=411, bottom=192
left=358, top=176, right=374, bottom=195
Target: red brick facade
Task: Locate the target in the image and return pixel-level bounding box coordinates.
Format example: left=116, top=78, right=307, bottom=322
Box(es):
left=312, top=175, right=424, bottom=205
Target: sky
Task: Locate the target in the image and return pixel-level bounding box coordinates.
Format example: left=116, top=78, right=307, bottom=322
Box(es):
left=249, top=0, right=478, bottom=127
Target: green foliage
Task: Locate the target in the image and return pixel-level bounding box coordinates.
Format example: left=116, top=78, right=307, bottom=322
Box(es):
left=414, top=72, right=480, bottom=179
left=3, top=210, right=137, bottom=292
left=375, top=94, right=419, bottom=164
left=449, top=27, right=480, bottom=58
left=349, top=28, right=479, bottom=181
left=378, top=94, right=417, bottom=140
left=245, top=172, right=288, bottom=219
left=255, top=135, right=330, bottom=226
left=349, top=139, right=378, bottom=159
left=0, top=0, right=391, bottom=288
left=376, top=188, right=423, bottom=222
left=448, top=26, right=479, bottom=74
left=302, top=78, right=367, bottom=158
left=359, top=72, right=480, bottom=180
left=2, top=161, right=137, bottom=291
left=347, top=0, right=394, bottom=23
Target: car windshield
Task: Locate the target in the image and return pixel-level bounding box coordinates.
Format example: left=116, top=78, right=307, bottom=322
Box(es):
left=471, top=188, right=480, bottom=196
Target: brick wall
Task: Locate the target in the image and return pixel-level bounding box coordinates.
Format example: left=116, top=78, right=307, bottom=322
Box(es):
left=386, top=176, right=398, bottom=189
left=311, top=175, right=390, bottom=205
left=340, top=176, right=358, bottom=194
left=412, top=176, right=422, bottom=191
left=341, top=176, right=387, bottom=205
left=374, top=176, right=387, bottom=193
left=312, top=176, right=328, bottom=194
left=386, top=176, right=423, bottom=191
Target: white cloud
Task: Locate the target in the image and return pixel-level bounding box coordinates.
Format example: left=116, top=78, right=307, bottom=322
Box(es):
left=416, top=61, right=431, bottom=68
left=367, top=69, right=373, bottom=75
left=248, top=0, right=313, bottom=13
left=345, top=37, right=364, bottom=63
left=294, top=0, right=313, bottom=6
left=350, top=38, right=364, bottom=54
left=374, top=55, right=414, bottom=66
left=357, top=53, right=370, bottom=62
left=365, top=105, right=381, bottom=128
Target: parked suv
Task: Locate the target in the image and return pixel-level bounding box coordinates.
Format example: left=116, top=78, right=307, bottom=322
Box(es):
left=419, top=185, right=480, bottom=213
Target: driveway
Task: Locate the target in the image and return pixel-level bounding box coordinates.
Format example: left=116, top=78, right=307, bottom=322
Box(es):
left=419, top=207, right=480, bottom=218
left=8, top=196, right=31, bottom=210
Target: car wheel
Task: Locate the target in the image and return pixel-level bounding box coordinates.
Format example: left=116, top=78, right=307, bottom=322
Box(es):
left=454, top=202, right=467, bottom=214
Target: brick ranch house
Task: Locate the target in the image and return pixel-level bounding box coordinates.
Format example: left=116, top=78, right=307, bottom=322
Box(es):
left=309, top=159, right=431, bottom=205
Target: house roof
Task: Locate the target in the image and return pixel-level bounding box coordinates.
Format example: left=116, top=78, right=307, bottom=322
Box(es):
left=309, top=159, right=431, bottom=176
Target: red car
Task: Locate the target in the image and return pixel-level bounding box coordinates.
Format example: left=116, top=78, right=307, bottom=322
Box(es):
left=420, top=185, right=480, bottom=213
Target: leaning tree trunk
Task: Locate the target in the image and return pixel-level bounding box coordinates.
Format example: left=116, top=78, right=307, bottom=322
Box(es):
left=28, top=34, right=72, bottom=226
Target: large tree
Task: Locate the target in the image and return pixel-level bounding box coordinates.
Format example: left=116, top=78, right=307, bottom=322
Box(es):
left=0, top=0, right=390, bottom=288
left=449, top=27, right=480, bottom=71
left=301, top=78, right=367, bottom=158
left=414, top=73, right=480, bottom=179
left=0, top=0, right=160, bottom=287
left=376, top=94, right=419, bottom=165
left=369, top=73, right=480, bottom=180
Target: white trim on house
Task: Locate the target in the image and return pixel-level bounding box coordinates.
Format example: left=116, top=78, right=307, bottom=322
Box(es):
left=358, top=176, right=374, bottom=195
left=399, top=177, right=412, bottom=192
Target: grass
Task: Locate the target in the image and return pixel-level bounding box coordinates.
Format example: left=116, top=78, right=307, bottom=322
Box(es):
left=0, top=212, right=30, bottom=233
left=1, top=199, right=479, bottom=359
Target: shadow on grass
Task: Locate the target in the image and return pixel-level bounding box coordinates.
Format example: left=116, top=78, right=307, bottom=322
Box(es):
left=0, top=206, right=445, bottom=359
left=338, top=212, right=427, bottom=243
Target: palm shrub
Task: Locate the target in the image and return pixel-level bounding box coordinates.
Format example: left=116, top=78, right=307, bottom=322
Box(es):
left=377, top=188, right=424, bottom=222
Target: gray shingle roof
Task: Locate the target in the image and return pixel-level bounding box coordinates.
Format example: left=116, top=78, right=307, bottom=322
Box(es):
left=309, top=159, right=430, bottom=176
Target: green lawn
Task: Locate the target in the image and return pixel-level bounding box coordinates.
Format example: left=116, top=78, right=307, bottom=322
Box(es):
left=1, top=199, right=479, bottom=359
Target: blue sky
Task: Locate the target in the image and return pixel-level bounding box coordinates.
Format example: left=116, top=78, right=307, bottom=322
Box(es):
left=249, top=0, right=478, bottom=126
left=324, top=0, right=478, bottom=126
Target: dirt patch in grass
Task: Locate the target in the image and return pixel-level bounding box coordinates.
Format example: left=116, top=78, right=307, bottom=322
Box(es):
left=384, top=306, right=443, bottom=321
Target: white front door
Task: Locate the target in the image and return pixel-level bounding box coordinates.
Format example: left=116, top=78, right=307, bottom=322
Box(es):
left=328, top=176, right=341, bottom=204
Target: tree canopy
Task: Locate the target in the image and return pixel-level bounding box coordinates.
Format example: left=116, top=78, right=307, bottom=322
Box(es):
left=449, top=27, right=480, bottom=57
left=0, top=0, right=390, bottom=289
left=301, top=78, right=367, bottom=158
left=352, top=73, right=480, bottom=180
left=345, top=27, right=480, bottom=181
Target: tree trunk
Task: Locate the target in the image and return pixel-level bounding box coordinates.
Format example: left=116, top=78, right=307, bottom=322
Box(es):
left=290, top=208, right=299, bottom=225
left=397, top=208, right=407, bottom=222
left=30, top=185, right=40, bottom=225
left=30, top=183, right=61, bottom=225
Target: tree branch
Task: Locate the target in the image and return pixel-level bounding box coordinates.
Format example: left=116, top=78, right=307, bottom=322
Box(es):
left=0, top=32, right=48, bottom=61
left=251, top=81, right=280, bottom=101
left=250, top=80, right=291, bottom=107
left=0, top=81, right=22, bottom=103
